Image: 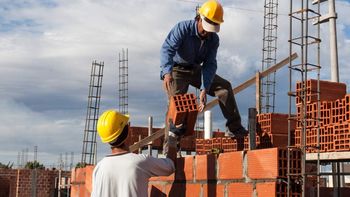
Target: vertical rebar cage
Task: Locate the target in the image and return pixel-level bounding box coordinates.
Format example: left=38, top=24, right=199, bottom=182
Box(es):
left=261, top=0, right=279, bottom=113
left=288, top=0, right=321, bottom=196
left=119, top=49, right=129, bottom=115
left=81, top=61, right=104, bottom=165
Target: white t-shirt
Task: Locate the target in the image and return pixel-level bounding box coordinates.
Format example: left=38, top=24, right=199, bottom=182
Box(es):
left=91, top=153, right=175, bottom=197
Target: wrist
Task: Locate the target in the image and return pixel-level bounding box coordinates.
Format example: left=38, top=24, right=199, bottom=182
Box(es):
left=167, top=133, right=178, bottom=147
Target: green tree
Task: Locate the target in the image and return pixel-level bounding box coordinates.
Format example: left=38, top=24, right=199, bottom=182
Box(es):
left=24, top=161, right=45, bottom=169
left=0, top=162, right=13, bottom=169
left=75, top=162, right=86, bottom=168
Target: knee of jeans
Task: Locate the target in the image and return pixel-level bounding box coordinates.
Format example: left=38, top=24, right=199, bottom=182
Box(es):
left=217, top=89, right=229, bottom=98
left=223, top=80, right=233, bottom=90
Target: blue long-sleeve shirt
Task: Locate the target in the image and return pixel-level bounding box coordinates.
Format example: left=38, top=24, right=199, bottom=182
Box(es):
left=160, top=20, right=219, bottom=90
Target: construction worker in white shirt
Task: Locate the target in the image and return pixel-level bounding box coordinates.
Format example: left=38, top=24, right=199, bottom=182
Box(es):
left=91, top=110, right=177, bottom=197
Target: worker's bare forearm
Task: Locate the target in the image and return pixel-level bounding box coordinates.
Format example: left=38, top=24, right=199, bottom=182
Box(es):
left=164, top=133, right=178, bottom=165
left=166, top=146, right=177, bottom=165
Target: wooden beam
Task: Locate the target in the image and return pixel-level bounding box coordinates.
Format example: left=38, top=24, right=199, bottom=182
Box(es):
left=129, top=53, right=298, bottom=152
left=129, top=128, right=165, bottom=152
left=256, top=72, right=261, bottom=114
left=202, top=52, right=298, bottom=112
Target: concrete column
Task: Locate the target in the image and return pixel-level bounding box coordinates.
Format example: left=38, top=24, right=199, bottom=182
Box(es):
left=329, top=0, right=339, bottom=82
left=204, top=111, right=212, bottom=139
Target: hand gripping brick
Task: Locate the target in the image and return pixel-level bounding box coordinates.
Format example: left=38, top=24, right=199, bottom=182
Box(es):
left=167, top=93, right=198, bottom=136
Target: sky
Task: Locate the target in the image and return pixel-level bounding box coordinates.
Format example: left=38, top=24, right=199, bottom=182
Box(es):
left=0, top=0, right=350, bottom=168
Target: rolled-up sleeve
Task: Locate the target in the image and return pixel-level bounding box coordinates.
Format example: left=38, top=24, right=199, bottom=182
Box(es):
left=160, top=23, right=185, bottom=79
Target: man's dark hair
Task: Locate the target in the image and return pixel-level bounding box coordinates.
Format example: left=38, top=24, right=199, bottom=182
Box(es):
left=109, top=125, right=129, bottom=148
left=195, top=14, right=200, bottom=21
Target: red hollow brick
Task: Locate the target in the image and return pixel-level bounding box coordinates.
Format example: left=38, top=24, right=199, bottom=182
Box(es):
left=247, top=148, right=301, bottom=179
left=166, top=183, right=201, bottom=197
left=217, top=151, right=244, bottom=180
left=196, top=139, right=205, bottom=155
left=85, top=165, right=95, bottom=194
left=204, top=139, right=213, bottom=154
left=227, top=183, right=253, bottom=197
left=212, top=138, right=223, bottom=150
left=257, top=113, right=295, bottom=135
left=296, top=80, right=346, bottom=105
left=202, top=184, right=225, bottom=197
left=256, top=182, right=276, bottom=197
left=166, top=93, right=198, bottom=136
left=175, top=156, right=194, bottom=181
left=247, top=148, right=279, bottom=179
left=222, top=137, right=236, bottom=152
left=195, top=154, right=216, bottom=181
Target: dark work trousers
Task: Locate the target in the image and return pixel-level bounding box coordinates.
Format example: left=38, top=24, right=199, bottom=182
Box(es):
left=165, top=64, right=243, bottom=134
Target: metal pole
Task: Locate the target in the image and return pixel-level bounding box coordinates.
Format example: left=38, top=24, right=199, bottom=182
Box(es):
left=33, top=145, right=38, bottom=197
left=248, top=108, right=257, bottom=150
left=148, top=116, right=153, bottom=156
left=58, top=169, right=61, bottom=197
left=329, top=0, right=339, bottom=82
left=316, top=2, right=321, bottom=196
left=337, top=161, right=341, bottom=196
left=302, top=1, right=307, bottom=196
left=288, top=1, right=293, bottom=195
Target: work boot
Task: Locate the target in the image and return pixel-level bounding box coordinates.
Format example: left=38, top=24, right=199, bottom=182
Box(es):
left=225, top=126, right=248, bottom=138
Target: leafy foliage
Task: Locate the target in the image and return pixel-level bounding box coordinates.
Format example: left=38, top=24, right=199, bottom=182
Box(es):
left=75, top=162, right=87, bottom=168
left=24, top=161, right=45, bottom=169
left=0, top=162, right=13, bottom=169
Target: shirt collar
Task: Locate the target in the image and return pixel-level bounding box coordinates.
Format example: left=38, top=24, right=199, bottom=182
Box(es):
left=193, top=19, right=212, bottom=41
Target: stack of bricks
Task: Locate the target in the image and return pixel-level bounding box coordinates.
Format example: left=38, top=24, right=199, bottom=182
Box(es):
left=167, top=93, right=198, bottom=136
left=294, top=79, right=348, bottom=153
left=256, top=113, right=296, bottom=149
left=70, top=165, right=95, bottom=197
left=196, top=136, right=249, bottom=154
left=195, top=112, right=293, bottom=154
left=149, top=147, right=302, bottom=197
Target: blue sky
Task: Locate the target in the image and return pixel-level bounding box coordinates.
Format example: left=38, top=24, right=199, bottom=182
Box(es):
left=0, top=0, right=349, bottom=167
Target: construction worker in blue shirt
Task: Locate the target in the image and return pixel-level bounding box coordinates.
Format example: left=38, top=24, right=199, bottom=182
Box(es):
left=160, top=0, right=247, bottom=138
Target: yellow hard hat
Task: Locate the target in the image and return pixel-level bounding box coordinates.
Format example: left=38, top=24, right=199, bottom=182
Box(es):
left=198, top=0, right=224, bottom=32
left=97, top=110, right=129, bottom=143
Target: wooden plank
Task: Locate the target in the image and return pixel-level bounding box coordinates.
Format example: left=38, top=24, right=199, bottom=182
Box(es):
left=129, top=128, right=165, bottom=152
left=256, top=72, right=261, bottom=114
left=202, top=53, right=298, bottom=112
left=129, top=53, right=298, bottom=152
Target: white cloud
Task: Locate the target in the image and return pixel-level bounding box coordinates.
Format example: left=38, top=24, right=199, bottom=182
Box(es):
left=0, top=97, right=84, bottom=166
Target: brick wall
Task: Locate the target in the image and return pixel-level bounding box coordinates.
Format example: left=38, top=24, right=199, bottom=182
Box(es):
left=70, top=148, right=300, bottom=197
left=0, top=168, right=70, bottom=197
left=0, top=169, right=16, bottom=197
left=149, top=147, right=302, bottom=197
